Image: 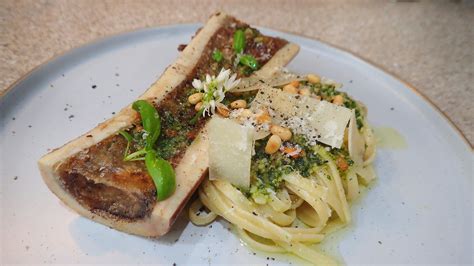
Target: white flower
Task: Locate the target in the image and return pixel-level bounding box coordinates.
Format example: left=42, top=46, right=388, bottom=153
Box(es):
left=191, top=68, right=240, bottom=117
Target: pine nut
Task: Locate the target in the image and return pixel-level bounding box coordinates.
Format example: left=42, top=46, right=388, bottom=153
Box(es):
left=230, top=99, right=247, bottom=109
left=270, top=125, right=292, bottom=141
left=216, top=103, right=230, bottom=117
left=289, top=80, right=300, bottom=88
left=307, top=74, right=321, bottom=84
left=195, top=102, right=203, bottom=111
left=332, top=95, right=344, bottom=105
left=265, top=135, right=282, bottom=154
left=188, top=93, right=203, bottom=104
left=283, top=84, right=298, bottom=94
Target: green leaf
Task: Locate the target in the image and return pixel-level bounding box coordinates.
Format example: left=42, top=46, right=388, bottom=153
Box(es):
left=123, top=148, right=147, bottom=161
left=145, top=150, right=176, bottom=201
left=239, top=54, right=259, bottom=70
left=233, top=29, right=245, bottom=54
left=189, top=107, right=204, bottom=125
left=118, top=130, right=133, bottom=159
left=132, top=100, right=161, bottom=150
left=212, top=49, right=223, bottom=62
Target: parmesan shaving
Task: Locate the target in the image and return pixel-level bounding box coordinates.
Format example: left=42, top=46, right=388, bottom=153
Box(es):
left=250, top=85, right=352, bottom=148
left=208, top=116, right=254, bottom=188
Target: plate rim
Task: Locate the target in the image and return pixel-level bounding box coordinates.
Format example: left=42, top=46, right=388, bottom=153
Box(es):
left=1, top=23, right=471, bottom=149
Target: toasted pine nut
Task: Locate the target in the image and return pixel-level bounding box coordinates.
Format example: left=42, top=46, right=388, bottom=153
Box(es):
left=188, top=93, right=203, bottom=104
left=332, top=95, right=344, bottom=105
left=307, top=74, right=321, bottom=84
left=289, top=80, right=300, bottom=88
left=283, top=84, right=298, bottom=94
left=216, top=104, right=230, bottom=117
left=230, top=99, right=247, bottom=109
left=313, top=95, right=321, bottom=100
left=270, top=125, right=292, bottom=141
left=265, top=135, right=282, bottom=154
left=195, top=102, right=203, bottom=111
left=299, top=88, right=311, bottom=96
left=256, top=109, right=271, bottom=124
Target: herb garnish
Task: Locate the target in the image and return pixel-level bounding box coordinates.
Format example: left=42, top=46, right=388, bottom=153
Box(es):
left=119, top=100, right=176, bottom=201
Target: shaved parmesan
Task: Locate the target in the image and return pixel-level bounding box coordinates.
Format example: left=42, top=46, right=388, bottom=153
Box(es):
left=231, top=68, right=305, bottom=93
left=251, top=86, right=352, bottom=148
left=348, top=112, right=365, bottom=164
left=208, top=116, right=254, bottom=188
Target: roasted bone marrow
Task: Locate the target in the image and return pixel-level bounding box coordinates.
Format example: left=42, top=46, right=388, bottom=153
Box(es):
left=39, top=12, right=299, bottom=236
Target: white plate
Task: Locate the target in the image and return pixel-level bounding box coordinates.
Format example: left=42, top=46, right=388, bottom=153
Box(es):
left=1, top=24, right=472, bottom=265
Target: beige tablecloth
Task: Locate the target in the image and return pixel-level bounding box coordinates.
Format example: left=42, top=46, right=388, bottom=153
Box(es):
left=1, top=0, right=472, bottom=144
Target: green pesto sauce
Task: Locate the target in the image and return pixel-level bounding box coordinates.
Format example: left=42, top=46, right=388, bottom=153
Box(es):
left=247, top=133, right=355, bottom=199
left=154, top=110, right=193, bottom=160
left=248, top=134, right=328, bottom=195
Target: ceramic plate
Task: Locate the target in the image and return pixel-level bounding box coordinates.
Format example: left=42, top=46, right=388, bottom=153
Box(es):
left=1, top=24, right=472, bottom=265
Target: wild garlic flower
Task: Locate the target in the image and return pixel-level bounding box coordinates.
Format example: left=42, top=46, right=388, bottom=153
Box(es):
left=192, top=68, right=240, bottom=116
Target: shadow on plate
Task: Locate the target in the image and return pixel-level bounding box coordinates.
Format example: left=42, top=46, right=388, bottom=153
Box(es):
left=68, top=212, right=190, bottom=256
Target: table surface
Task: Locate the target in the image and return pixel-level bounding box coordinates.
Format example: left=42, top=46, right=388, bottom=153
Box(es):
left=1, top=0, right=473, bottom=145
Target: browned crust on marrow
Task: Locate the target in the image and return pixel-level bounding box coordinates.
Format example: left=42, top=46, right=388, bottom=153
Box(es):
left=38, top=12, right=300, bottom=237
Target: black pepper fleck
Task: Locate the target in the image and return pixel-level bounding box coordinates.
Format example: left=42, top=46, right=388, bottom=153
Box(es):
left=92, top=85, right=97, bottom=89
left=378, top=241, right=382, bottom=244
left=14, top=176, right=18, bottom=180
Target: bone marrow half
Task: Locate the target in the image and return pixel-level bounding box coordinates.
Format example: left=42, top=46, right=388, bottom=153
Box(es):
left=39, top=12, right=299, bottom=237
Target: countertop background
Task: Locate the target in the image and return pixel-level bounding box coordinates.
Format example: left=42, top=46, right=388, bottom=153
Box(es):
left=1, top=0, right=473, bottom=144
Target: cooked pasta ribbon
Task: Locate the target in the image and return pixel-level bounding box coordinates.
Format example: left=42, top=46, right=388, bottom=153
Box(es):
left=189, top=81, right=377, bottom=265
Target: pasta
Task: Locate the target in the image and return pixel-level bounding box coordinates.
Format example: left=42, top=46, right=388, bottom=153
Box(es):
left=189, top=74, right=377, bottom=265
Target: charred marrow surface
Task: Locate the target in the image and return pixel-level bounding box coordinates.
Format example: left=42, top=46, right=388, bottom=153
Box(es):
left=57, top=17, right=288, bottom=221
